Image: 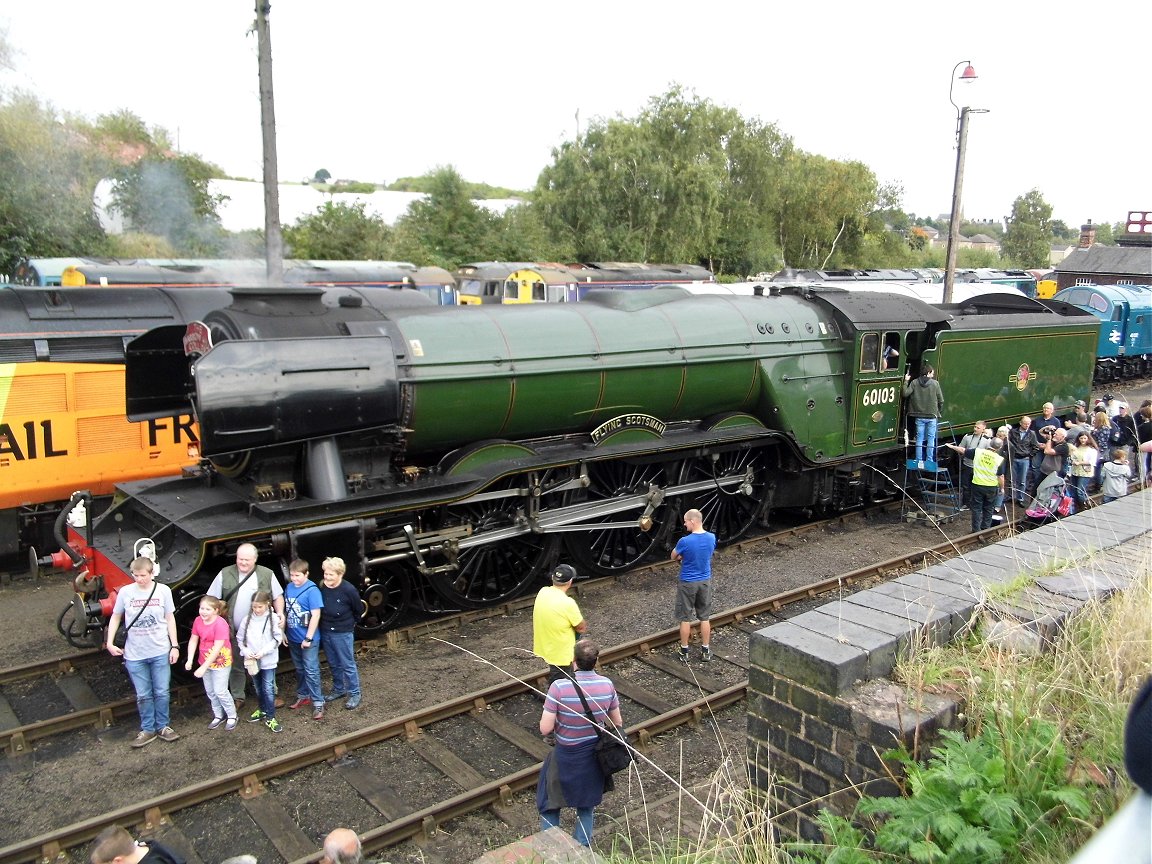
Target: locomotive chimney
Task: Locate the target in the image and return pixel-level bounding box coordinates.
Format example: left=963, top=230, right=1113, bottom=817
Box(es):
left=1078, top=220, right=1096, bottom=248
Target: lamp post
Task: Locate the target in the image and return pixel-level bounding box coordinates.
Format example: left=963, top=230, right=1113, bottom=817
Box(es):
left=942, top=61, right=981, bottom=304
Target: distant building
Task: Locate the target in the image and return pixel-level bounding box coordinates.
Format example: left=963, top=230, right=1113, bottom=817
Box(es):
left=1052, top=211, right=1152, bottom=291
left=1049, top=244, right=1074, bottom=266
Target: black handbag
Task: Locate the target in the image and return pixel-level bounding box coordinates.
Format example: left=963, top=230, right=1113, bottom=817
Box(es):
left=570, top=675, right=633, bottom=779
left=112, top=582, right=157, bottom=650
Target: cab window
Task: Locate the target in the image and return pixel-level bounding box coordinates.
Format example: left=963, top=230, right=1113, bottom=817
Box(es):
left=860, top=333, right=879, bottom=372
left=882, top=332, right=901, bottom=371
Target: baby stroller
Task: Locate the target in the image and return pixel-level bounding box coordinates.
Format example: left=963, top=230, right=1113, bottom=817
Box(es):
left=1026, top=472, right=1075, bottom=522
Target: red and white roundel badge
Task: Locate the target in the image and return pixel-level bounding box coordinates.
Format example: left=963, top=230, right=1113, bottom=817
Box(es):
left=183, top=321, right=213, bottom=357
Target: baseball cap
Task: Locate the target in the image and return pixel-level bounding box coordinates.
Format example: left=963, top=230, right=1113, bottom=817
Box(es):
left=551, top=564, right=577, bottom=584
left=1074, top=400, right=1086, bottom=408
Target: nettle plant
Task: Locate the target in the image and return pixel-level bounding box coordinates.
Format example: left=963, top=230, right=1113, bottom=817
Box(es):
left=788, top=711, right=1092, bottom=864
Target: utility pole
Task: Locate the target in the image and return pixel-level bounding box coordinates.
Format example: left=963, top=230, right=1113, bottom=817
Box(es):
left=255, top=1, right=283, bottom=283
left=942, top=106, right=970, bottom=305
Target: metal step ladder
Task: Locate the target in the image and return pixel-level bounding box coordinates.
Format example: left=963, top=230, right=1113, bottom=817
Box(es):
left=903, top=459, right=962, bottom=522
left=901, top=419, right=962, bottom=523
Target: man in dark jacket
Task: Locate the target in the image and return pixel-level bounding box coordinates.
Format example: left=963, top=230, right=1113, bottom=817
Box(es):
left=1008, top=416, right=1040, bottom=504
left=903, top=363, right=944, bottom=469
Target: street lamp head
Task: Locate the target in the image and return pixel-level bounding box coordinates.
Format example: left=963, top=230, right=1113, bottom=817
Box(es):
left=949, top=59, right=978, bottom=114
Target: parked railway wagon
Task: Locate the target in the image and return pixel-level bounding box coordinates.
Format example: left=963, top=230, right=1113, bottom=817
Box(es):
left=48, top=285, right=1098, bottom=646
left=1052, top=283, right=1152, bottom=381
left=13, top=257, right=460, bottom=305
left=0, top=282, right=436, bottom=569
left=455, top=261, right=714, bottom=304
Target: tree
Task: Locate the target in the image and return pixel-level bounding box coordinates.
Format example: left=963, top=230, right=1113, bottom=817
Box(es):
left=1001, top=189, right=1053, bottom=268
left=313, top=168, right=331, bottom=183
left=283, top=201, right=392, bottom=259
left=109, top=152, right=227, bottom=253
left=1050, top=219, right=1076, bottom=243
left=0, top=94, right=109, bottom=273
left=772, top=151, right=884, bottom=268
left=390, top=166, right=497, bottom=268
left=534, top=87, right=793, bottom=276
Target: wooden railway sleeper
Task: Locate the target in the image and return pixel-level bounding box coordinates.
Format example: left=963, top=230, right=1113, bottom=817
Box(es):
left=241, top=773, right=266, bottom=799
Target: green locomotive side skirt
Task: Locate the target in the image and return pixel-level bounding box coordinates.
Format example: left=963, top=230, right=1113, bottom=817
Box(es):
left=442, top=441, right=537, bottom=476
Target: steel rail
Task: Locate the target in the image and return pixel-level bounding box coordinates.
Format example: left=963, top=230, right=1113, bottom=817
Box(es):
left=0, top=649, right=103, bottom=687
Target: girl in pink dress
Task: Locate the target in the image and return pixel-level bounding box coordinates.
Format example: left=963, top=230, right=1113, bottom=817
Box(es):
left=185, top=595, right=238, bottom=730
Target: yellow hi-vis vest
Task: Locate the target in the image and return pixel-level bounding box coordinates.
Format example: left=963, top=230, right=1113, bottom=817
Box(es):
left=971, top=447, right=1004, bottom=487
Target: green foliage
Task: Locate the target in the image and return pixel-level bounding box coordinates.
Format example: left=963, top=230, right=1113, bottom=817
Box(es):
left=390, top=166, right=499, bottom=269
left=534, top=86, right=799, bottom=276
left=1050, top=220, right=1076, bottom=243
left=0, top=94, right=110, bottom=272
left=787, top=713, right=1094, bottom=864
left=1001, top=189, right=1054, bottom=268
left=959, top=220, right=1003, bottom=241
left=313, top=167, right=331, bottom=183
left=486, top=201, right=572, bottom=262
left=389, top=174, right=524, bottom=200
left=328, top=180, right=377, bottom=194
left=283, top=201, right=393, bottom=259
left=109, top=152, right=227, bottom=254
left=955, top=247, right=1002, bottom=269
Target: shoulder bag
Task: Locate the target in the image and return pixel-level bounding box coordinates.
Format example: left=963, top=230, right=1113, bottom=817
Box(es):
left=112, top=581, right=157, bottom=650
left=569, top=675, right=633, bottom=781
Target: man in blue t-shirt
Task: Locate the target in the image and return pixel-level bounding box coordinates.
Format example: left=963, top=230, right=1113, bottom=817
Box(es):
left=671, top=508, right=717, bottom=663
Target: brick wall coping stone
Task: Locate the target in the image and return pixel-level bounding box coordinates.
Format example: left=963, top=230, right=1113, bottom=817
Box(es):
left=472, top=827, right=606, bottom=864
left=751, top=489, right=1150, bottom=697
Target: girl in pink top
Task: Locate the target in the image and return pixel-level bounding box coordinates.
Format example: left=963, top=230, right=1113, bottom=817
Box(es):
left=185, top=595, right=238, bottom=730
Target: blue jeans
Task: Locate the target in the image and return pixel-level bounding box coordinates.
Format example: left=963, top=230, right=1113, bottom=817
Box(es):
left=540, top=807, right=595, bottom=847
left=125, top=652, right=172, bottom=733
left=1011, top=457, right=1031, bottom=503
left=254, top=666, right=276, bottom=718
left=1070, top=475, right=1091, bottom=506
left=914, top=417, right=938, bottom=464
left=289, top=640, right=322, bottom=703
left=321, top=631, right=360, bottom=697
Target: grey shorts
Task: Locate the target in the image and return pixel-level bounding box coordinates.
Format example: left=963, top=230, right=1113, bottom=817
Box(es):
left=675, top=580, right=712, bottom=622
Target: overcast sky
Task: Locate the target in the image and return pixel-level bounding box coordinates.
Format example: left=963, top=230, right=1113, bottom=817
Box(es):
left=3, top=2, right=1149, bottom=228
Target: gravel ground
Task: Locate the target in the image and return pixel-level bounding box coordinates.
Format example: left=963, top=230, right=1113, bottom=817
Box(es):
left=0, top=509, right=969, bottom=861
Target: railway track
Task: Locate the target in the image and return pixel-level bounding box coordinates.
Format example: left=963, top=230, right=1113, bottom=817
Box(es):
left=0, top=517, right=1001, bottom=864
left=0, top=504, right=903, bottom=755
